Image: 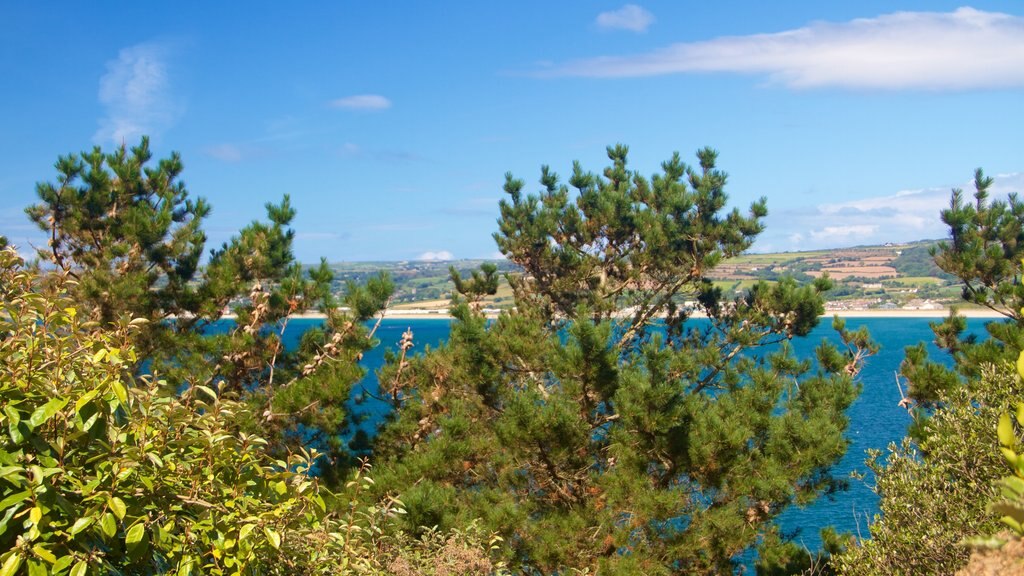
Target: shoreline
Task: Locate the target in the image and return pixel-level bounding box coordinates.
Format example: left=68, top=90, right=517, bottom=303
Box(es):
left=268, top=307, right=1008, bottom=321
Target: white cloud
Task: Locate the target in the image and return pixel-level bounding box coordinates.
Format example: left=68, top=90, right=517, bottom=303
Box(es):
left=544, top=7, right=1024, bottom=90
left=596, top=4, right=654, bottom=33
left=757, top=172, right=1024, bottom=251
left=205, top=144, right=243, bottom=162
left=809, top=224, right=879, bottom=242
left=418, top=250, right=454, bottom=261
left=95, top=42, right=183, bottom=144
left=338, top=142, right=362, bottom=157
left=330, top=94, right=392, bottom=110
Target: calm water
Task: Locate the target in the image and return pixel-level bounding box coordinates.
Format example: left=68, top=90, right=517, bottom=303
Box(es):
left=274, top=316, right=991, bottom=557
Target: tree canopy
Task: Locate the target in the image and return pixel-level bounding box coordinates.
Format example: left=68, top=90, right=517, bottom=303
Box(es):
left=370, top=145, right=875, bottom=574
left=23, top=138, right=393, bottom=473
left=901, top=169, right=1024, bottom=407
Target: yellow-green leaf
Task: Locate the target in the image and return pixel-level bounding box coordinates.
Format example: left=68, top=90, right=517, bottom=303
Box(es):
left=999, top=413, right=1016, bottom=448
left=28, top=506, right=41, bottom=525
left=111, top=382, right=127, bottom=405
left=0, top=553, right=23, bottom=576
left=28, top=397, right=68, bottom=428
left=1001, top=446, right=1018, bottom=466
left=1017, top=349, right=1024, bottom=379
left=31, top=544, right=56, bottom=564
left=125, top=523, right=148, bottom=561
left=52, top=555, right=74, bottom=574
left=74, top=390, right=99, bottom=414
left=69, top=559, right=88, bottom=576
left=69, top=516, right=93, bottom=536
left=192, top=386, right=218, bottom=402
left=109, top=497, right=126, bottom=520
left=263, top=526, right=281, bottom=549
left=0, top=489, right=31, bottom=511
left=3, top=405, right=19, bottom=427
left=238, top=523, right=255, bottom=542
left=100, top=513, right=116, bottom=538
left=26, top=558, right=46, bottom=576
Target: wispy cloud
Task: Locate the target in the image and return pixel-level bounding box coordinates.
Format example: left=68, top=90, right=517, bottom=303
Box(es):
left=596, top=4, right=654, bottom=33
left=757, top=172, right=1024, bottom=251
left=442, top=197, right=499, bottom=217
left=204, top=144, right=244, bottom=162
left=418, top=250, right=453, bottom=261
left=330, top=94, right=392, bottom=110
left=336, top=142, right=424, bottom=163
left=543, top=7, right=1024, bottom=90
left=95, top=42, right=183, bottom=144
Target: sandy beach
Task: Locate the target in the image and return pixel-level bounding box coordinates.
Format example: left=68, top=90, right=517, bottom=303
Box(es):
left=267, top=306, right=1009, bottom=321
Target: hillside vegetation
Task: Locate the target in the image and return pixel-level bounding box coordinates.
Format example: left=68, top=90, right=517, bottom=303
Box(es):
left=326, top=239, right=962, bottom=312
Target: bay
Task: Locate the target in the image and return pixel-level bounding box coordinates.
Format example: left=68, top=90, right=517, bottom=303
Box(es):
left=274, top=315, right=991, bottom=557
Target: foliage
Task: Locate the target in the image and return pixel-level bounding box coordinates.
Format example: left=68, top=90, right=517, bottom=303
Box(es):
left=0, top=248, right=503, bottom=575
left=974, top=351, right=1024, bottom=541
left=889, top=242, right=955, bottom=280
left=901, top=169, right=1024, bottom=408
left=22, top=138, right=393, bottom=470
left=830, top=169, right=1024, bottom=575
left=371, top=145, right=876, bottom=574
left=830, top=364, right=1022, bottom=575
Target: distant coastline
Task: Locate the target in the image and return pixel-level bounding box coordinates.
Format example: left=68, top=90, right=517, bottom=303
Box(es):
left=234, top=307, right=1008, bottom=321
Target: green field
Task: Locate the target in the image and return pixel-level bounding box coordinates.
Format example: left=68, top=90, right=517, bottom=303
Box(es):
left=322, top=240, right=957, bottom=310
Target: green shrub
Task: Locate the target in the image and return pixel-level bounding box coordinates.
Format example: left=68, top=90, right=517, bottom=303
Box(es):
left=0, top=248, right=503, bottom=575
left=831, top=363, right=1021, bottom=575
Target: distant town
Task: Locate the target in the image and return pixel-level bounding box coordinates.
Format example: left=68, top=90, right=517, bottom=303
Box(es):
left=317, top=239, right=968, bottom=316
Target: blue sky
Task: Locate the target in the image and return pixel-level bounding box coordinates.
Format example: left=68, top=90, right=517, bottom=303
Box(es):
left=2, top=2, right=1024, bottom=262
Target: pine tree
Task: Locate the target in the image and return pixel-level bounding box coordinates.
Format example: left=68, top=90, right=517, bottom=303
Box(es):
left=371, top=145, right=875, bottom=574
left=24, top=137, right=393, bottom=470
left=900, top=169, right=1024, bottom=407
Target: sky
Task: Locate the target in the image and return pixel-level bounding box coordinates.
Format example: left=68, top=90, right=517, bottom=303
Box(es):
left=2, top=2, right=1024, bottom=262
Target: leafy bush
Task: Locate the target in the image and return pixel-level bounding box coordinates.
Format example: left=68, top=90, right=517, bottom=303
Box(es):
left=831, top=363, right=1021, bottom=575
left=0, top=248, right=502, bottom=575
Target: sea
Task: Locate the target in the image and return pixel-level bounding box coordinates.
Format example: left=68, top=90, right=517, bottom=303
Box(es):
left=271, top=315, right=992, bottom=558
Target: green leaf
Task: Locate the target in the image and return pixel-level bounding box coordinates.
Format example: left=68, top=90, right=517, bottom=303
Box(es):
left=28, top=397, right=69, bottom=428
left=239, top=523, right=256, bottom=542
left=108, top=497, right=126, bottom=520
left=3, top=405, right=19, bottom=427
left=992, top=501, right=1024, bottom=525
left=27, top=559, right=47, bottom=576
left=111, top=382, right=127, bottom=405
left=192, top=386, right=218, bottom=402
left=125, top=523, right=148, bottom=561
left=100, top=513, right=116, bottom=538
left=69, top=559, right=88, bottom=576
left=74, top=390, right=99, bottom=414
left=1017, top=349, right=1024, bottom=379
left=0, top=489, right=32, bottom=512
left=69, top=516, right=93, bottom=536
left=0, top=553, right=23, bottom=576
left=263, top=526, right=281, bottom=549
left=52, top=555, right=74, bottom=574
left=999, top=413, right=1016, bottom=448
left=31, top=544, right=56, bottom=564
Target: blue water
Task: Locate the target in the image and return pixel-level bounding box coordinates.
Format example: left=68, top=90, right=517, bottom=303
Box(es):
left=277, top=316, right=991, bottom=558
